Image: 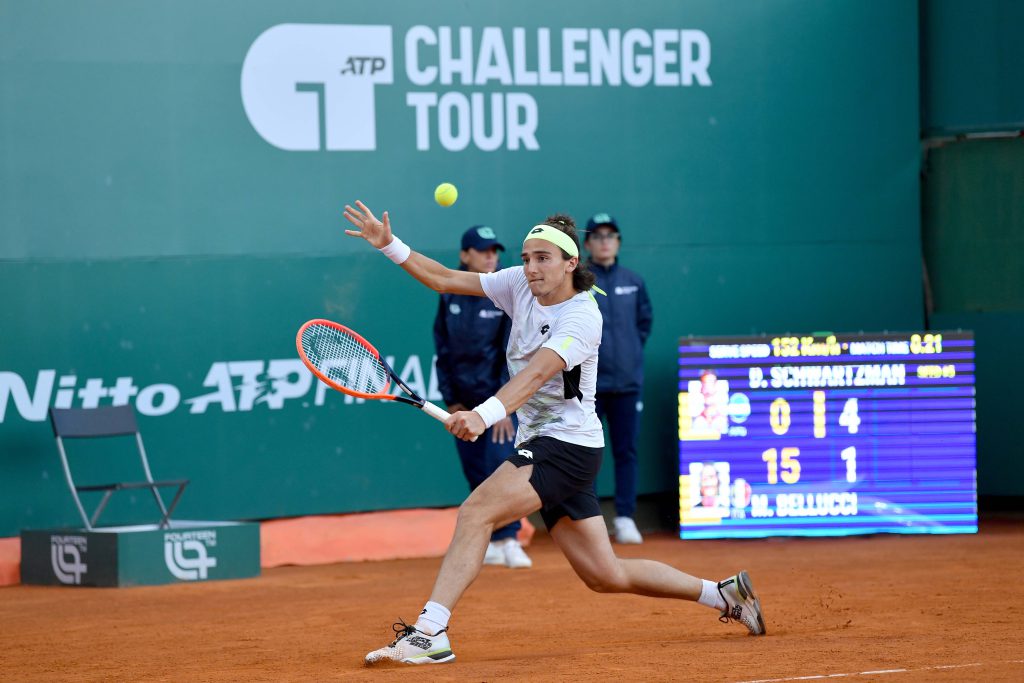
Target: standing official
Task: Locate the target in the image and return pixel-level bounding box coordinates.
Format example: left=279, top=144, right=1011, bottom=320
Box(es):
left=584, top=213, right=653, bottom=544
left=433, top=225, right=531, bottom=569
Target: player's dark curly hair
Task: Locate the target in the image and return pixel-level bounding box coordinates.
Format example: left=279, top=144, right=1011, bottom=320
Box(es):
left=543, top=213, right=597, bottom=292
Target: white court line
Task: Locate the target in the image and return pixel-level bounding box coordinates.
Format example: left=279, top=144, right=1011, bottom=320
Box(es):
left=736, top=660, right=1024, bottom=683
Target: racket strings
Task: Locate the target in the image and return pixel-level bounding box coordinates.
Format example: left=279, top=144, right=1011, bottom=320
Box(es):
left=301, top=325, right=390, bottom=395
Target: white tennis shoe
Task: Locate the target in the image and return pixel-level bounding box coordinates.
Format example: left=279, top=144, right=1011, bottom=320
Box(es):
left=502, top=539, right=533, bottom=568
left=484, top=541, right=505, bottom=565
left=717, top=571, right=767, bottom=635
left=364, top=621, right=455, bottom=665
left=613, top=516, right=643, bottom=544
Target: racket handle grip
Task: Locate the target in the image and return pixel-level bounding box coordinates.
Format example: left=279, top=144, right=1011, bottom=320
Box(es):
left=420, top=400, right=450, bottom=422
left=421, top=400, right=478, bottom=442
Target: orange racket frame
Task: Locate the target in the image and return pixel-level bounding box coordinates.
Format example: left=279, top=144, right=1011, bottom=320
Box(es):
left=295, top=318, right=468, bottom=435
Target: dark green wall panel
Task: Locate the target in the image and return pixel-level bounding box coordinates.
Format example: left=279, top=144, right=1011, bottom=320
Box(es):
left=922, top=137, right=1024, bottom=497
left=923, top=138, right=1024, bottom=312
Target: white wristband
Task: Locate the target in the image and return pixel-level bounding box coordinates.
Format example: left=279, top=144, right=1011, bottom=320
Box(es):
left=379, top=235, right=411, bottom=264
left=472, top=396, right=506, bottom=429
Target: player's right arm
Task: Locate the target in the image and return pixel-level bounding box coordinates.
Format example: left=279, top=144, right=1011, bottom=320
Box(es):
left=343, top=200, right=484, bottom=296
left=446, top=348, right=566, bottom=441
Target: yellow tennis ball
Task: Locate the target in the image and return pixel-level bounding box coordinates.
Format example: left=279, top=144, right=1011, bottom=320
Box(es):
left=434, top=182, right=458, bottom=207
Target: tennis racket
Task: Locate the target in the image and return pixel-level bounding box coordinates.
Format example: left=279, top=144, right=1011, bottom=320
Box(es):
left=296, top=319, right=474, bottom=439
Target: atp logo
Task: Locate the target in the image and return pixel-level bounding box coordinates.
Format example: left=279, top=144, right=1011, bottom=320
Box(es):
left=164, top=531, right=218, bottom=581
left=50, top=535, right=88, bottom=585
left=241, top=24, right=394, bottom=151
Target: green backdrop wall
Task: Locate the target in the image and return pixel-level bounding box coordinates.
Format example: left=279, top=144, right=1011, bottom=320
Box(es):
left=0, top=1, right=923, bottom=536
left=920, top=0, right=1024, bottom=136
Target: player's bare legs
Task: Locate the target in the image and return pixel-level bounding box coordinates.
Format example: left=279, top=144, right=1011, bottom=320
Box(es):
left=549, top=516, right=702, bottom=599
left=428, top=461, right=542, bottom=608
left=550, top=515, right=766, bottom=635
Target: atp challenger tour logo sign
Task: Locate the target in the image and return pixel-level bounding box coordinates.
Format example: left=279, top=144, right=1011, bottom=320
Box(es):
left=0, top=355, right=440, bottom=423
left=241, top=24, right=712, bottom=152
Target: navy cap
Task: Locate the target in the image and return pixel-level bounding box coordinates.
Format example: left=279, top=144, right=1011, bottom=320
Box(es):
left=585, top=212, right=619, bottom=234
left=461, top=225, right=505, bottom=251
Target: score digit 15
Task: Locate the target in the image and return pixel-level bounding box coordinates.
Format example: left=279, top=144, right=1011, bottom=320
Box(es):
left=763, top=447, right=800, bottom=484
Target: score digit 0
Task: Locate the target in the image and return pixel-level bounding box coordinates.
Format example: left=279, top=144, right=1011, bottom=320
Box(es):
left=770, top=398, right=790, bottom=435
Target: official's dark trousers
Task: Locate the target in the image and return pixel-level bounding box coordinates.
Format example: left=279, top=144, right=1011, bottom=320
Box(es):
left=454, top=416, right=521, bottom=542
left=595, top=391, right=641, bottom=518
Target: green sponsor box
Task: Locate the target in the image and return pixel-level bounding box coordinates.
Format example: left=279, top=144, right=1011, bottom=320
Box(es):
left=20, top=521, right=260, bottom=587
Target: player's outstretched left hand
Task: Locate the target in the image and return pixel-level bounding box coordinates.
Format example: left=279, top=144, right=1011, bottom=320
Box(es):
left=343, top=200, right=393, bottom=249
left=446, top=410, right=486, bottom=442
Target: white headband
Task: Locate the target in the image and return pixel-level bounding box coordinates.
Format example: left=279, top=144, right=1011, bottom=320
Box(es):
left=523, top=225, right=579, bottom=258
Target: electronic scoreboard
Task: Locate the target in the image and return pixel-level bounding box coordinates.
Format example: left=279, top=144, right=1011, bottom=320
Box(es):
left=678, top=332, right=976, bottom=538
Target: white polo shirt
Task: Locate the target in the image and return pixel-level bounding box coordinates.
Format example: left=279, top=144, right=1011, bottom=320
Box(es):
left=480, top=266, right=604, bottom=448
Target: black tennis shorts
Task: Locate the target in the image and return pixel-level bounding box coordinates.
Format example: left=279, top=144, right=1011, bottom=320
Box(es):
left=506, top=435, right=604, bottom=530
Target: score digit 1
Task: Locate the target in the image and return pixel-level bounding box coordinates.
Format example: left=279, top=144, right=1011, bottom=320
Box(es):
left=841, top=446, right=857, bottom=483
left=813, top=391, right=826, bottom=438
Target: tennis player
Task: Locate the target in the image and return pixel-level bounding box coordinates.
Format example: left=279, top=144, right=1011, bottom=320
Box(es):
left=342, top=200, right=766, bottom=665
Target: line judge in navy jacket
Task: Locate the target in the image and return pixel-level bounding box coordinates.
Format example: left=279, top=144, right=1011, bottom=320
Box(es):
left=584, top=213, right=653, bottom=545
left=433, top=225, right=531, bottom=568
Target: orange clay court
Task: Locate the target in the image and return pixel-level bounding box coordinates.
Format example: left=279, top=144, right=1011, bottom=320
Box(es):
left=2, top=517, right=1022, bottom=682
